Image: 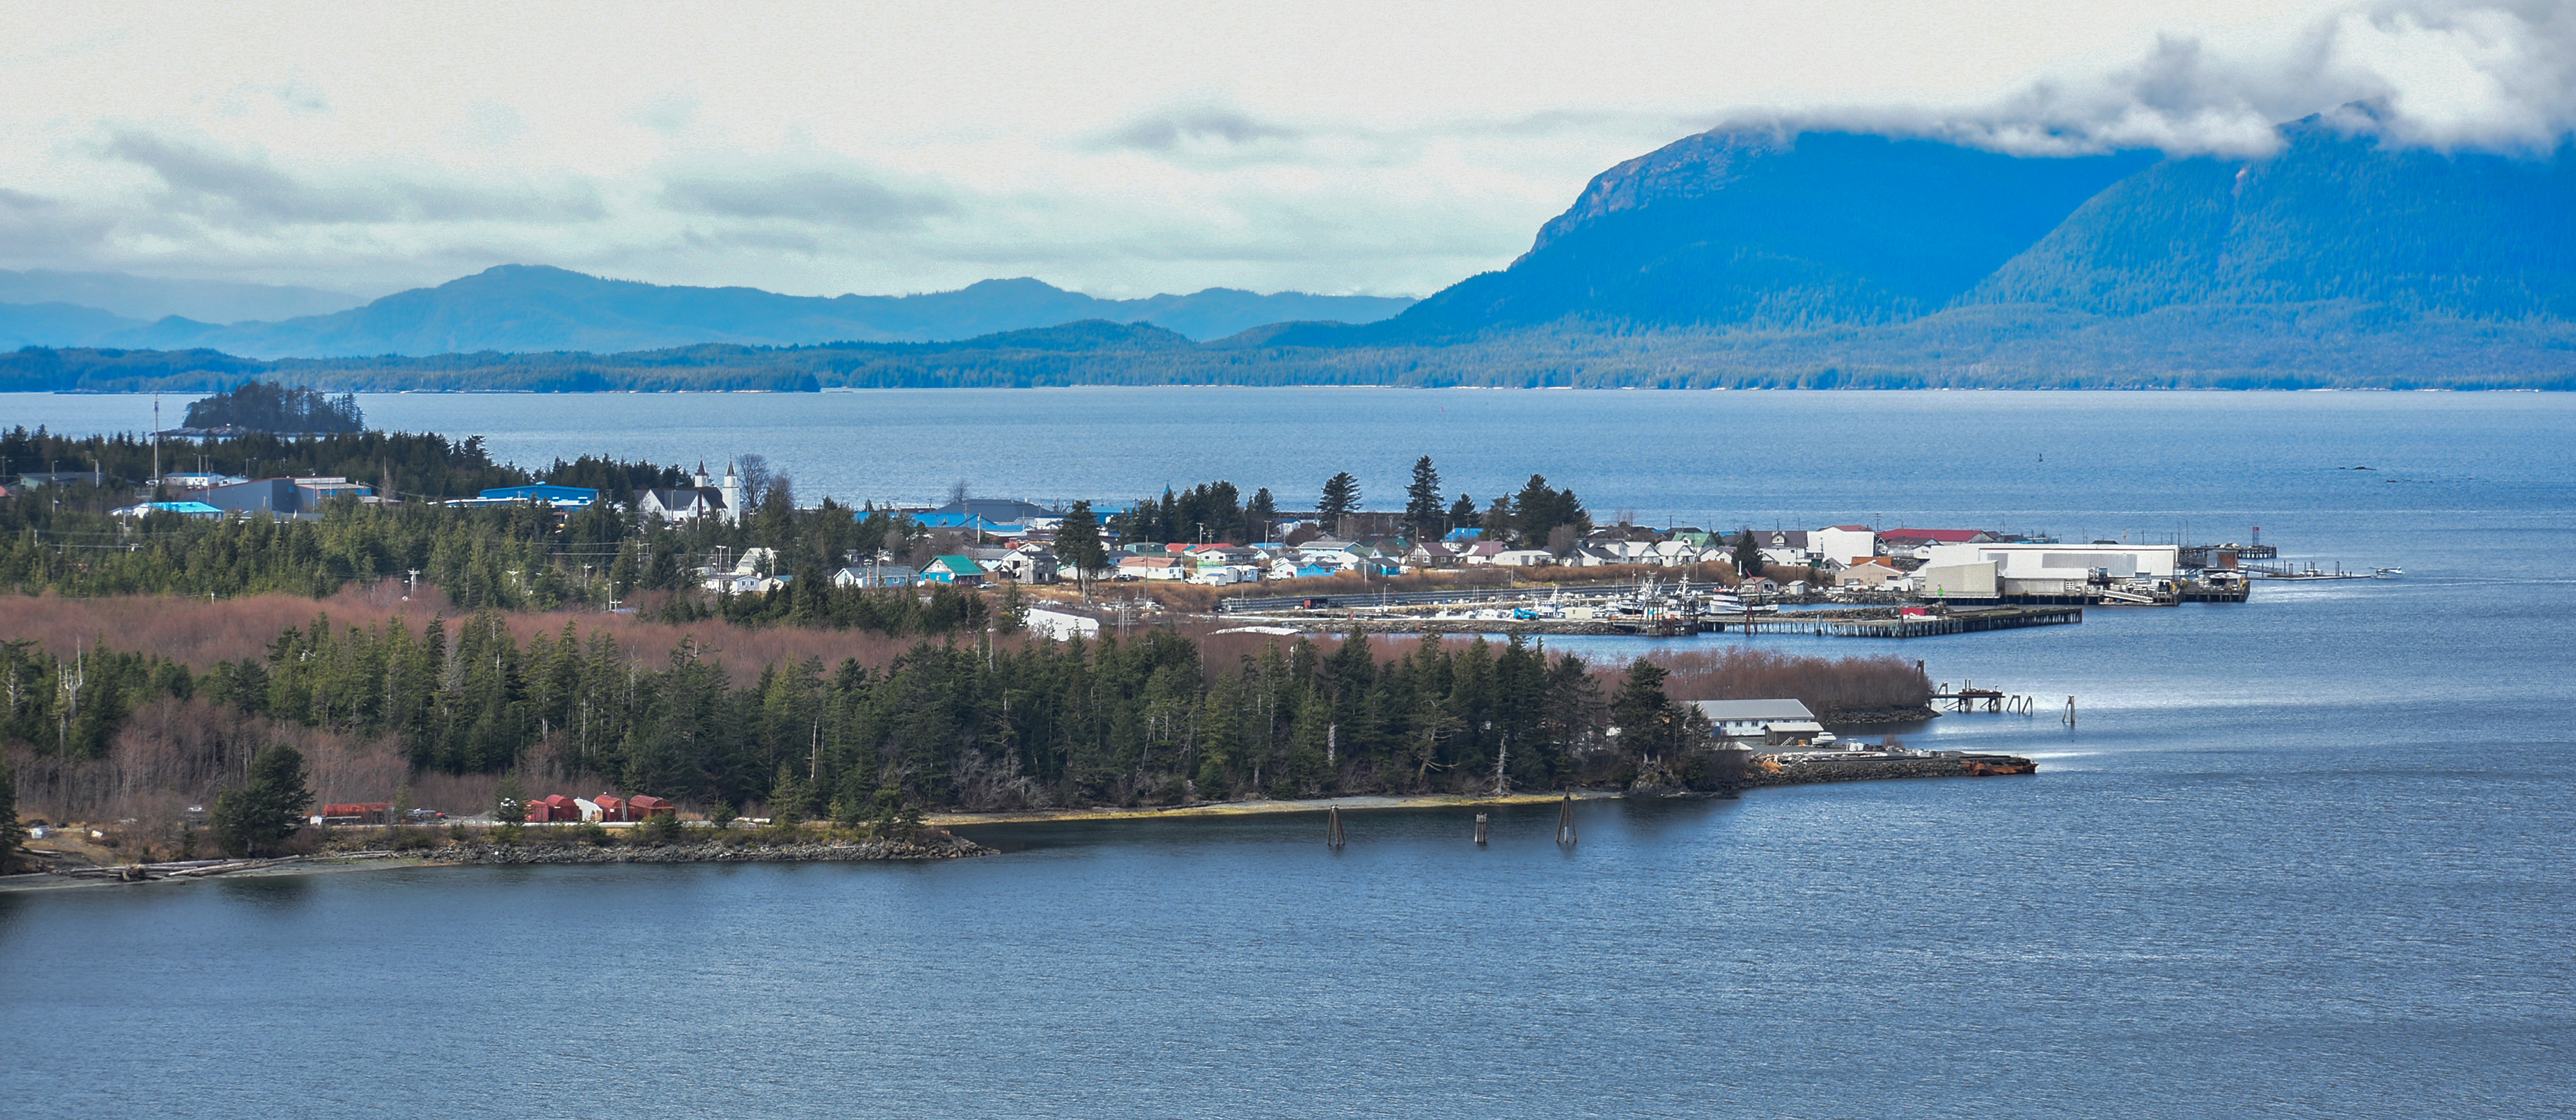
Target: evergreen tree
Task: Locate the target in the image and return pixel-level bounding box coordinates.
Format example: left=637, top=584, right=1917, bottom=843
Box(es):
left=1446, top=494, right=1479, bottom=532
left=1733, top=529, right=1763, bottom=579
left=1319, top=472, right=1361, bottom=531
left=1244, top=487, right=1278, bottom=542
left=1403, top=456, right=1444, bottom=540
left=494, top=772, right=526, bottom=823
left=1057, top=500, right=1107, bottom=599
left=212, top=743, right=312, bottom=857
left=0, top=754, right=22, bottom=874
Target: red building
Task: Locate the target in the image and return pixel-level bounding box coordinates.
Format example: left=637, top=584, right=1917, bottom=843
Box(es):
left=628, top=795, right=675, bottom=819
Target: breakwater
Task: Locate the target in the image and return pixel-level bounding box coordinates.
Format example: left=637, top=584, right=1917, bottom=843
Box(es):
left=1739, top=752, right=2037, bottom=788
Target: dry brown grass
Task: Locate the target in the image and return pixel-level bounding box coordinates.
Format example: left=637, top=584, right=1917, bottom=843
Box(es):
left=0, top=587, right=979, bottom=675
left=1647, top=646, right=1931, bottom=714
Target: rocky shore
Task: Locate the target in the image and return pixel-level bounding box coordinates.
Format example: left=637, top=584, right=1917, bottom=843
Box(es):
left=1738, top=753, right=2035, bottom=788
left=426, top=834, right=992, bottom=865
left=1818, top=704, right=1941, bottom=725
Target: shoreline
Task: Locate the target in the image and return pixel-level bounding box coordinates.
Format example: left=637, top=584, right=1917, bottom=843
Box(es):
left=925, top=788, right=1623, bottom=827
left=2, top=756, right=2031, bottom=892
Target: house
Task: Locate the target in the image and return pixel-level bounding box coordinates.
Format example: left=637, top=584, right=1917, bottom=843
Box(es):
left=1444, top=527, right=1484, bottom=543
left=1757, top=529, right=1815, bottom=569
left=921, top=555, right=987, bottom=584
left=1566, top=542, right=1628, bottom=568
left=1491, top=549, right=1555, bottom=568
left=1458, top=541, right=1511, bottom=565
left=628, top=795, right=675, bottom=819
left=833, top=563, right=920, bottom=588
left=1688, top=699, right=1827, bottom=744
left=1407, top=541, right=1464, bottom=567
left=1270, top=559, right=1338, bottom=581
left=1115, top=555, right=1189, bottom=581
left=1836, top=558, right=1908, bottom=589
left=1813, top=525, right=1876, bottom=568
left=995, top=547, right=1060, bottom=583
left=1738, top=576, right=1782, bottom=595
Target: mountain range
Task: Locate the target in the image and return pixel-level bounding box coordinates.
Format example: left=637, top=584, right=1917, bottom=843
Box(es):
left=0, top=267, right=1416, bottom=357
left=7, top=109, right=2573, bottom=390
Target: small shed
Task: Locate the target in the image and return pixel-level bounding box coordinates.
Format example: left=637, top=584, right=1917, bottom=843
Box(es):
left=628, top=795, right=675, bottom=819
left=594, top=794, right=629, bottom=822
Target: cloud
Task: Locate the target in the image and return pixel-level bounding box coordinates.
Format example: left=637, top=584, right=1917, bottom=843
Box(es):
left=659, top=171, right=955, bottom=230
left=99, top=129, right=604, bottom=228
left=1906, top=1, right=2576, bottom=155
left=1093, top=108, right=1303, bottom=152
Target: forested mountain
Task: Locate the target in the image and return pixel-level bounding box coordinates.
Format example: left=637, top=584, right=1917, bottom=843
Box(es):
left=1966, top=115, right=2576, bottom=319
left=0, top=265, right=1413, bottom=357
left=1376, top=131, right=2157, bottom=337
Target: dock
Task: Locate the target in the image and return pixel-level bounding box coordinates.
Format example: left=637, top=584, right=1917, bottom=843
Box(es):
left=1694, top=606, right=2082, bottom=639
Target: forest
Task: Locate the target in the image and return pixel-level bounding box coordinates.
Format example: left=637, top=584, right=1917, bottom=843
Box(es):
left=1, top=592, right=1929, bottom=836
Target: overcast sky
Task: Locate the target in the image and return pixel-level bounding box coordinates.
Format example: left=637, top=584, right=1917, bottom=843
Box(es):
left=2, top=1, right=2567, bottom=301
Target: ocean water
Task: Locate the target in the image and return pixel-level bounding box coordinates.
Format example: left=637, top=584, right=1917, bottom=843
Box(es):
left=2, top=390, right=2571, bottom=1117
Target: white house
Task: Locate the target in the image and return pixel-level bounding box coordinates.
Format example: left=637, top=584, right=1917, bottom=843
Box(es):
left=1492, top=549, right=1555, bottom=568
left=833, top=564, right=918, bottom=588
left=1687, top=699, right=1828, bottom=744
left=1757, top=529, right=1816, bottom=569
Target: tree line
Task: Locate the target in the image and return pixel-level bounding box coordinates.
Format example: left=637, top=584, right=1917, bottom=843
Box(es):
left=5, top=613, right=1743, bottom=820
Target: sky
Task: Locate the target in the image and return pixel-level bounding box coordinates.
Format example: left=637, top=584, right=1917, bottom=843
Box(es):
left=1, top=1, right=2568, bottom=303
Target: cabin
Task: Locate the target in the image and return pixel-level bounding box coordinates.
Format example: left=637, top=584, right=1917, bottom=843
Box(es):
left=1688, top=699, right=1828, bottom=745
left=628, top=795, right=675, bottom=819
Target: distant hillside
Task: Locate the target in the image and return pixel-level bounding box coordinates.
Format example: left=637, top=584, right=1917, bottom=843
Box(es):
left=0, top=267, right=364, bottom=323
left=1967, top=116, right=2576, bottom=319
left=1374, top=131, right=2157, bottom=338
left=0, top=266, right=1413, bottom=357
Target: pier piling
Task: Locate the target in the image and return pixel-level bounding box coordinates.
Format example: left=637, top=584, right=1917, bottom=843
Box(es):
left=1555, top=795, right=1577, bottom=846
left=1474, top=813, right=1489, bottom=846
left=1326, top=806, right=1346, bottom=849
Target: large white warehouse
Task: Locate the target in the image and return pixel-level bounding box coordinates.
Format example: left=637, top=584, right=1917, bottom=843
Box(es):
left=1921, top=543, right=2181, bottom=596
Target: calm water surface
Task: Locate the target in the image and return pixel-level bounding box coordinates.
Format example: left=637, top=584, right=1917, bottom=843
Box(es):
left=2, top=390, right=2571, bottom=1117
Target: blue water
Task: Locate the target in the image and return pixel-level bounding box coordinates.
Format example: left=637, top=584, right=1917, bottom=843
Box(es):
left=2, top=390, right=2572, bottom=1117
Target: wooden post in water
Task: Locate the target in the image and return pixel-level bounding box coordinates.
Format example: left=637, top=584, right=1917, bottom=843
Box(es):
left=2064, top=695, right=2076, bottom=727
left=1474, top=813, right=1489, bottom=846
left=1555, top=795, right=1577, bottom=846
left=1326, top=806, right=1346, bottom=849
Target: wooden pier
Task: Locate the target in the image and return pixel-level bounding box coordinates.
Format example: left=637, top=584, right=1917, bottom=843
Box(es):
left=1697, top=605, right=2082, bottom=639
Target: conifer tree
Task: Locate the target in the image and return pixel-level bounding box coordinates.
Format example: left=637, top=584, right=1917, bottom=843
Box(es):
left=1403, top=456, right=1443, bottom=540
left=1057, top=500, right=1106, bottom=600
left=1319, top=472, right=1361, bottom=531
left=212, top=743, right=312, bottom=857
left=0, top=755, right=22, bottom=874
